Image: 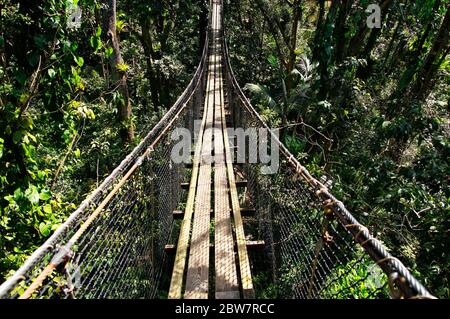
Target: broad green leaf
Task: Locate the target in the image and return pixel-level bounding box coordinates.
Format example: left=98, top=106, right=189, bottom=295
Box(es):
left=39, top=190, right=52, bottom=201
left=25, top=185, right=39, bottom=204
left=267, top=55, right=278, bottom=67
left=48, top=68, right=56, bottom=78
left=39, top=222, right=51, bottom=237
left=105, top=47, right=113, bottom=57
left=382, top=121, right=391, bottom=129
left=74, top=56, right=84, bottom=67
left=43, top=204, right=52, bottom=214
left=13, top=188, right=23, bottom=200
left=4, top=195, right=15, bottom=205
left=26, top=132, right=37, bottom=143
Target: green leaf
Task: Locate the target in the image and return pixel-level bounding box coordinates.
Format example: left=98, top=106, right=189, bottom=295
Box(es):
left=12, top=131, right=23, bottom=144
left=4, top=195, right=15, bottom=205
left=26, top=132, right=37, bottom=143
left=90, top=36, right=102, bottom=51
left=0, top=137, right=3, bottom=159
left=25, top=185, right=39, bottom=204
left=74, top=148, right=81, bottom=158
left=37, top=170, right=47, bottom=180
left=96, top=25, right=102, bottom=37
left=105, top=47, right=113, bottom=58
left=243, top=83, right=277, bottom=109
left=39, top=222, right=51, bottom=237
left=43, top=204, right=52, bottom=214
left=48, top=68, right=56, bottom=78
left=39, top=190, right=52, bottom=201
left=13, top=188, right=23, bottom=200
left=19, top=92, right=30, bottom=105
left=267, top=55, right=278, bottom=67
left=74, top=56, right=84, bottom=67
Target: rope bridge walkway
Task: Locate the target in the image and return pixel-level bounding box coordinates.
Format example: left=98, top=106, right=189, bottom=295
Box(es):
left=0, top=0, right=434, bottom=299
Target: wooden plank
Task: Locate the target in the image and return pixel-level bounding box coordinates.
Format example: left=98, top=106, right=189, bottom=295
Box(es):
left=168, top=35, right=215, bottom=300
left=184, top=158, right=211, bottom=299
left=183, top=25, right=217, bottom=297
left=218, top=33, right=255, bottom=298
left=213, top=41, right=239, bottom=300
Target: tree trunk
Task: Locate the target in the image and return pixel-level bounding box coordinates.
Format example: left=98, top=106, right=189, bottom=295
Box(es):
left=415, top=0, right=441, bottom=54
left=285, top=2, right=302, bottom=95
left=317, top=1, right=338, bottom=99
left=141, top=17, right=161, bottom=110
left=382, top=21, right=400, bottom=69
left=333, top=0, right=351, bottom=63
left=104, top=0, right=134, bottom=143
left=411, top=5, right=450, bottom=101
left=312, top=0, right=326, bottom=62
left=348, top=0, right=393, bottom=57
left=199, top=0, right=209, bottom=55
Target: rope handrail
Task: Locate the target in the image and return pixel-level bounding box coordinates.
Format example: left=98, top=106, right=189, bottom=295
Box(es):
left=0, top=31, right=210, bottom=299
left=221, top=26, right=434, bottom=298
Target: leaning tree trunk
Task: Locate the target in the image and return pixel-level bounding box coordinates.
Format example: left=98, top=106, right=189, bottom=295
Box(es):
left=411, top=4, right=450, bottom=101
left=104, top=0, right=134, bottom=143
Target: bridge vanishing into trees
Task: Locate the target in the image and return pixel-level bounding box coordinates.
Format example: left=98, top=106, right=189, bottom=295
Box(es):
left=0, top=0, right=434, bottom=300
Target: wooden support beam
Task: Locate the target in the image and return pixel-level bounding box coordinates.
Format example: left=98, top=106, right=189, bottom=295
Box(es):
left=235, top=180, right=248, bottom=188
left=245, top=240, right=265, bottom=251
left=174, top=207, right=255, bottom=220
left=173, top=210, right=184, bottom=220
left=165, top=240, right=265, bottom=255
left=180, top=183, right=190, bottom=190
left=240, top=208, right=256, bottom=217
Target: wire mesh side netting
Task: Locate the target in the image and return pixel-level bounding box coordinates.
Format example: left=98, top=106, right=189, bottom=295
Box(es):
left=0, top=34, right=208, bottom=299
left=222, top=31, right=434, bottom=299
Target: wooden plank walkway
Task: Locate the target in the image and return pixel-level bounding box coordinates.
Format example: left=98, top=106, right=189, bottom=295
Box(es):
left=168, top=0, right=254, bottom=299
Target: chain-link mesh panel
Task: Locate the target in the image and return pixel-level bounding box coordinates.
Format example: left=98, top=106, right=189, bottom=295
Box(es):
left=0, top=33, right=209, bottom=300
left=222, top=16, right=433, bottom=298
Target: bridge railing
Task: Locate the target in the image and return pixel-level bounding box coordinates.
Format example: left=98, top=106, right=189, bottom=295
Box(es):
left=221, top=7, right=433, bottom=299
left=0, top=31, right=210, bottom=299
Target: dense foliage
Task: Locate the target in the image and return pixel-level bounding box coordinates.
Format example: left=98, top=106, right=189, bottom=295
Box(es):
left=0, top=0, right=207, bottom=282
left=224, top=0, right=449, bottom=297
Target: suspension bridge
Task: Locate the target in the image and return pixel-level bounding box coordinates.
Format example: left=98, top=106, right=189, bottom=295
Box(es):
left=0, top=0, right=434, bottom=299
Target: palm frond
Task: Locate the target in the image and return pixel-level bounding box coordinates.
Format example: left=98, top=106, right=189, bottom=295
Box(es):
left=244, top=83, right=278, bottom=109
